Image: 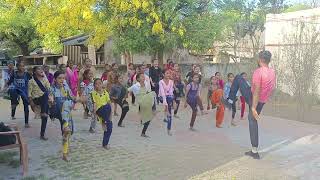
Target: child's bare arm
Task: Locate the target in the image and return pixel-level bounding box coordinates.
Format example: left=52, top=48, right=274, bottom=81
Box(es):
left=93, top=103, right=97, bottom=114
left=184, top=85, right=190, bottom=108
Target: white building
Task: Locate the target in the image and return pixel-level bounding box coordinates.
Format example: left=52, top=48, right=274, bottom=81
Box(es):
left=265, top=8, right=320, bottom=95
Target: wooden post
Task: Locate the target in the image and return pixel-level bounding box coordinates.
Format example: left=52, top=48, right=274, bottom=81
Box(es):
left=88, top=45, right=96, bottom=65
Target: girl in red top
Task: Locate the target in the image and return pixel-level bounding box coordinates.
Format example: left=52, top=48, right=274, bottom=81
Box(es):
left=101, top=64, right=112, bottom=85
left=80, top=69, right=92, bottom=119
left=127, top=63, right=135, bottom=87
left=207, top=76, right=218, bottom=110
left=172, top=63, right=184, bottom=118
left=131, top=66, right=141, bottom=105
left=211, top=83, right=225, bottom=128
left=215, top=72, right=224, bottom=89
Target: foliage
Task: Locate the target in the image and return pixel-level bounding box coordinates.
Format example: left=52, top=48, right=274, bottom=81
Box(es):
left=284, top=3, right=311, bottom=13
left=0, top=0, right=41, bottom=55
left=257, top=0, right=287, bottom=14
left=212, top=0, right=288, bottom=63
left=1, top=0, right=313, bottom=59
left=106, top=0, right=218, bottom=60
left=35, top=0, right=111, bottom=53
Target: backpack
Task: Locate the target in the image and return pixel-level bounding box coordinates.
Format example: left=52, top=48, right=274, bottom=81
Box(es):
left=0, top=122, right=16, bottom=146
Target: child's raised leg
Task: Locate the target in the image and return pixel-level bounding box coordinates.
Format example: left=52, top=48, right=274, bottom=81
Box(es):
left=62, top=123, right=71, bottom=162
left=96, top=104, right=112, bottom=149
left=174, top=98, right=180, bottom=118
left=197, top=96, right=207, bottom=115
left=166, top=96, right=174, bottom=136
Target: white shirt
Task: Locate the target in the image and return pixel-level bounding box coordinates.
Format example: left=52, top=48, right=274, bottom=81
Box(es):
left=128, top=81, right=152, bottom=96
left=144, top=75, right=152, bottom=92
left=132, top=74, right=152, bottom=93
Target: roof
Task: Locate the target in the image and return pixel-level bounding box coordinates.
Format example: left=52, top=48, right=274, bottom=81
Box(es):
left=24, top=54, right=62, bottom=59
left=29, top=48, right=55, bottom=55
left=0, top=52, right=10, bottom=60
left=61, top=34, right=89, bottom=46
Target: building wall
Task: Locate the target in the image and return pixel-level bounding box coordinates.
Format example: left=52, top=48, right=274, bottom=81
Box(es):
left=103, top=39, right=203, bottom=65
left=265, top=8, right=320, bottom=95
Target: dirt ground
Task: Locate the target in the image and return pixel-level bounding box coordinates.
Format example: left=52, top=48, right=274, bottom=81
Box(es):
left=263, top=103, right=320, bottom=125
left=199, top=88, right=320, bottom=125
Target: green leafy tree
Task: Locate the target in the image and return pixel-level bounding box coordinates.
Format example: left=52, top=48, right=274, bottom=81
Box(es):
left=106, top=0, right=219, bottom=64
left=0, top=1, right=41, bottom=55
left=284, top=3, right=311, bottom=13
left=213, top=0, right=288, bottom=61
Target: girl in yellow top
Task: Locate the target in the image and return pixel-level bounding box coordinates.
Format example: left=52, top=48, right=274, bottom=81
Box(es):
left=91, top=78, right=112, bottom=149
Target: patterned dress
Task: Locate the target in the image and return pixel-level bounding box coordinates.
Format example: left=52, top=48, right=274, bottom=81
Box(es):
left=51, top=84, right=75, bottom=155
left=136, top=87, right=156, bottom=124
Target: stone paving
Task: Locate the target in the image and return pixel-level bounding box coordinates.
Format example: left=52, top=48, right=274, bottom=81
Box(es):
left=1, top=99, right=320, bottom=180
left=190, top=134, right=320, bottom=180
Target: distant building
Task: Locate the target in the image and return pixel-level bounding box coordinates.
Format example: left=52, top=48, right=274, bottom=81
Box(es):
left=62, top=34, right=204, bottom=66
left=62, top=34, right=105, bottom=65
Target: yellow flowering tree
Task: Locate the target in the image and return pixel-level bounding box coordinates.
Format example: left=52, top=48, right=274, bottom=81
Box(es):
left=34, top=0, right=111, bottom=53
left=1, top=0, right=219, bottom=60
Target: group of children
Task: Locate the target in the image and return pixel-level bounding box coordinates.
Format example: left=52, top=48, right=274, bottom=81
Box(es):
left=209, top=72, right=249, bottom=128
left=2, top=59, right=250, bottom=162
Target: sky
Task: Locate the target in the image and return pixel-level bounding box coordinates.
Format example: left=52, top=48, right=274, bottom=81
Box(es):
left=286, top=0, right=313, bottom=5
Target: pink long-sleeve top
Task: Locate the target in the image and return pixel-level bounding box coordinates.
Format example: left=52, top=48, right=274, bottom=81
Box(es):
left=218, top=79, right=224, bottom=89
left=159, top=79, right=174, bottom=106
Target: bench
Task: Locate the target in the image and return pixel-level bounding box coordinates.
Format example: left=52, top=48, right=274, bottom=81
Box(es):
left=0, top=124, right=28, bottom=176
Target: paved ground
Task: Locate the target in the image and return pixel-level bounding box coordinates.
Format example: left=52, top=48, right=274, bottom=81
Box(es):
left=1, top=98, right=320, bottom=180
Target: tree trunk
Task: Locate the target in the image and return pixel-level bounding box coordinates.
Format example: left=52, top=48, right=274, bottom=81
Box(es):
left=124, top=50, right=131, bottom=65
left=17, top=43, right=29, bottom=56
left=156, top=47, right=164, bottom=68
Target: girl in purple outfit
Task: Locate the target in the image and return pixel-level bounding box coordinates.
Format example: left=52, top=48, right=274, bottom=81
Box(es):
left=184, top=74, right=201, bottom=131
left=43, top=65, right=54, bottom=85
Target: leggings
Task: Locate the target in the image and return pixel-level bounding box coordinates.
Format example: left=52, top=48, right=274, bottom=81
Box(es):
left=187, top=98, right=198, bottom=128
left=142, top=121, right=150, bottom=135
left=33, top=95, right=49, bottom=136
left=240, top=96, right=246, bottom=118
left=153, top=83, right=160, bottom=104
left=84, top=106, right=89, bottom=114
left=165, top=96, right=174, bottom=130
left=229, top=75, right=265, bottom=148
left=231, top=100, right=237, bottom=119
left=40, top=117, right=48, bottom=137
left=96, top=104, right=112, bottom=146
left=10, top=89, right=29, bottom=124
left=33, top=94, right=49, bottom=115
left=131, top=93, right=136, bottom=104
left=116, top=100, right=129, bottom=126
left=190, top=109, right=197, bottom=128
left=174, top=98, right=180, bottom=115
